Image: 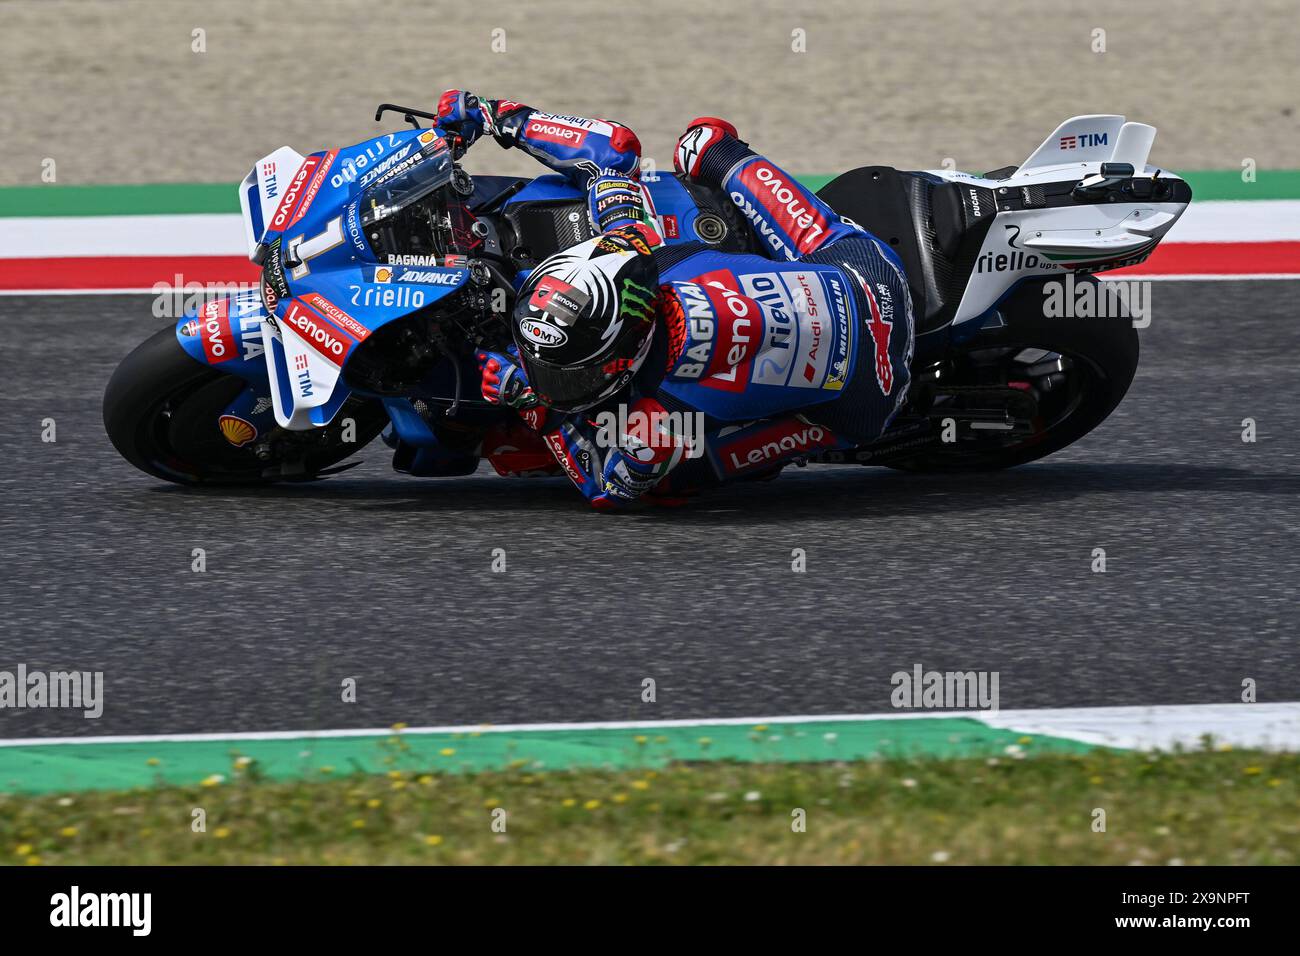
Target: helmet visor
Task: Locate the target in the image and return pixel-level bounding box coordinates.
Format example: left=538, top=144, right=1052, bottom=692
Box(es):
left=521, top=356, right=621, bottom=414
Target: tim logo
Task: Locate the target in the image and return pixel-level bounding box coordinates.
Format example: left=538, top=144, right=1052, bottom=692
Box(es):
left=294, top=352, right=312, bottom=397
left=262, top=161, right=278, bottom=199
left=1059, top=132, right=1109, bottom=150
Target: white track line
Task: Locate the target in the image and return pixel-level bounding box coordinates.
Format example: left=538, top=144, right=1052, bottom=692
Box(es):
left=1108, top=273, right=1300, bottom=281
left=981, top=703, right=1300, bottom=751
left=1165, top=200, right=1300, bottom=242
left=2, top=702, right=1297, bottom=751
left=0, top=214, right=246, bottom=257
left=1, top=201, right=1296, bottom=259
left=3, top=275, right=1295, bottom=297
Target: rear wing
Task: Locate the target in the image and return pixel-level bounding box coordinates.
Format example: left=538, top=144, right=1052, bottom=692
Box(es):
left=237, top=147, right=307, bottom=259
left=1012, top=115, right=1158, bottom=179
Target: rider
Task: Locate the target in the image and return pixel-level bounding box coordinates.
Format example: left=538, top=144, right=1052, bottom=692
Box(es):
left=434, top=90, right=915, bottom=508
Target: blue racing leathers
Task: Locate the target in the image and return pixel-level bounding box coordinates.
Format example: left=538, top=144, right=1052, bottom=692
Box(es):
left=453, top=100, right=915, bottom=508
left=435, top=90, right=657, bottom=236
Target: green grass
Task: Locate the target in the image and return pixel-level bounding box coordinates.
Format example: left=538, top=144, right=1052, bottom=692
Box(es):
left=2, top=747, right=1294, bottom=865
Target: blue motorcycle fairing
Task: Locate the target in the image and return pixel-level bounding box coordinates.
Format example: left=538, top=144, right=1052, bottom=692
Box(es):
left=292, top=262, right=469, bottom=333
left=506, top=174, right=583, bottom=204
left=175, top=288, right=271, bottom=385
left=640, top=173, right=717, bottom=244
left=174, top=289, right=281, bottom=445
left=246, top=129, right=470, bottom=429
left=502, top=172, right=721, bottom=249
left=257, top=129, right=429, bottom=246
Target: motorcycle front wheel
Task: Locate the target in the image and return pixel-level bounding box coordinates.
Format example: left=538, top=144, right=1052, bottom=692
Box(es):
left=103, top=325, right=388, bottom=485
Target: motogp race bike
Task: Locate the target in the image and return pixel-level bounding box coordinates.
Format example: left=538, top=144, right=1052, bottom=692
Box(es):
left=104, top=104, right=1190, bottom=487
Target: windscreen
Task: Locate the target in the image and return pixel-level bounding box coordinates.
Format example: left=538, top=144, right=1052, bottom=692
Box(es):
left=359, top=134, right=455, bottom=228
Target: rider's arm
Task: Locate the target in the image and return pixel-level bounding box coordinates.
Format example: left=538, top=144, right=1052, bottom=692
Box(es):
left=674, top=118, right=863, bottom=260
left=435, top=90, right=641, bottom=185
left=540, top=396, right=689, bottom=510
left=436, top=90, right=658, bottom=240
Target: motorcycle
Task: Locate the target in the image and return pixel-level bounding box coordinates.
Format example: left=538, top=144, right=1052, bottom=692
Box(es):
left=104, top=104, right=1190, bottom=486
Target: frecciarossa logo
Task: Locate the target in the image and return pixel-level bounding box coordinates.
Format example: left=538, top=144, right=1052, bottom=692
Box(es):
left=282, top=300, right=350, bottom=366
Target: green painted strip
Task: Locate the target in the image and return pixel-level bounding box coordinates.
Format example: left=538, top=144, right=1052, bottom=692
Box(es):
left=798, top=174, right=837, bottom=193
left=1, top=170, right=1296, bottom=218
left=1170, top=170, right=1297, bottom=201
left=0, top=183, right=237, bottom=218
left=0, top=718, right=1095, bottom=795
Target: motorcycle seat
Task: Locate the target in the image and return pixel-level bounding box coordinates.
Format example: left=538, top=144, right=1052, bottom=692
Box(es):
left=817, top=166, right=993, bottom=337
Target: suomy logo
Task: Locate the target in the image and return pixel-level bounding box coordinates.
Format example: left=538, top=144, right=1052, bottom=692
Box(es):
left=519, top=318, right=567, bottom=347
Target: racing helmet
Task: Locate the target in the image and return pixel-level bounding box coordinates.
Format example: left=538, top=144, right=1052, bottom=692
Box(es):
left=512, top=228, right=661, bottom=413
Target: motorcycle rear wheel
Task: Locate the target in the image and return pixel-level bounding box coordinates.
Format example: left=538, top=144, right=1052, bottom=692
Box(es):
left=886, top=283, right=1139, bottom=472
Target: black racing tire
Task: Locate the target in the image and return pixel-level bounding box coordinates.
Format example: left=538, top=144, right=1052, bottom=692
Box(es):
left=103, top=324, right=388, bottom=485
left=887, top=279, right=1139, bottom=472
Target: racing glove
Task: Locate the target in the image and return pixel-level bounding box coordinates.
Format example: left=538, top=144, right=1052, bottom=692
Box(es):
left=435, top=89, right=528, bottom=149
left=477, top=348, right=539, bottom=410
left=674, top=116, right=749, bottom=183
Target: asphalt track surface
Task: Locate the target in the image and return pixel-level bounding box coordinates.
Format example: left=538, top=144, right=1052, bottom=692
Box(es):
left=2, top=281, right=1298, bottom=739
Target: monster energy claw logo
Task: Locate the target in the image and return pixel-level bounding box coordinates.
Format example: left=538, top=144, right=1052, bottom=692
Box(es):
left=620, top=278, right=656, bottom=324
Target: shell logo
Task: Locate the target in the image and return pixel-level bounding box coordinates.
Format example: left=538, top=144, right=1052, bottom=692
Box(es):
left=218, top=414, right=257, bottom=448
left=375, top=267, right=393, bottom=283
left=418, top=131, right=437, bottom=145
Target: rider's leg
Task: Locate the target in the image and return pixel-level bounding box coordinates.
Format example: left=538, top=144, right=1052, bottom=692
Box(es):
left=674, top=118, right=861, bottom=260
left=800, top=233, right=916, bottom=443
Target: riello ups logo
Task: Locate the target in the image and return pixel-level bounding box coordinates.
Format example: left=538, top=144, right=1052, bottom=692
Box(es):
left=976, top=225, right=1061, bottom=273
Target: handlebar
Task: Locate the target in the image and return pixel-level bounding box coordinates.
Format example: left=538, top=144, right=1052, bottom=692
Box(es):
left=373, top=103, right=439, bottom=128
left=374, top=102, right=468, bottom=160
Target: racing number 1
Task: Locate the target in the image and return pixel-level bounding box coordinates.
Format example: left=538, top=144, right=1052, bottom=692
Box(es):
left=287, top=216, right=345, bottom=280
